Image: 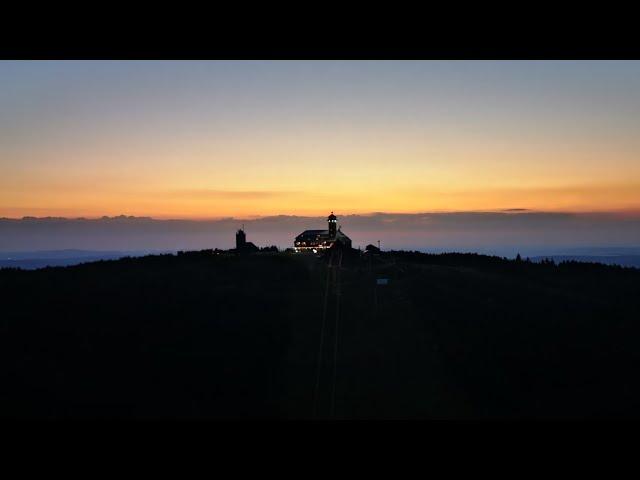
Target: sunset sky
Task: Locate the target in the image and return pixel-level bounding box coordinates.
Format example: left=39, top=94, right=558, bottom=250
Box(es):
left=2, top=60, right=640, bottom=219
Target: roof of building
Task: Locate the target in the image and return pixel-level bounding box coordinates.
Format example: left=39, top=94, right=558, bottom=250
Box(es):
left=295, top=229, right=351, bottom=242
left=335, top=230, right=351, bottom=241
left=296, top=229, right=330, bottom=239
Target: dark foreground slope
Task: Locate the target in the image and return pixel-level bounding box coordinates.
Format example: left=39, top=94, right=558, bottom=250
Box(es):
left=1, top=250, right=640, bottom=419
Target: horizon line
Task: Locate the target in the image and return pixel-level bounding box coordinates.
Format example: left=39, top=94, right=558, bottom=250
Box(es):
left=4, top=207, right=640, bottom=221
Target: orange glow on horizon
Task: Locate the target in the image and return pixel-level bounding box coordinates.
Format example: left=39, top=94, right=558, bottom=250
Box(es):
left=3, top=181, right=640, bottom=220
left=3, top=61, right=640, bottom=220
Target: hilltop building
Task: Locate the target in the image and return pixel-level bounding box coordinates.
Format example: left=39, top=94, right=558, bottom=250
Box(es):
left=294, top=212, right=352, bottom=252
left=364, top=243, right=380, bottom=254
left=235, top=227, right=259, bottom=253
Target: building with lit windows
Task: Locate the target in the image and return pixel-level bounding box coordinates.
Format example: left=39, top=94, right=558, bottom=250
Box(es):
left=294, top=212, right=352, bottom=252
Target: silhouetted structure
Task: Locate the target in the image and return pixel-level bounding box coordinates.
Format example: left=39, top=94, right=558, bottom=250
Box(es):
left=236, top=228, right=246, bottom=248
left=365, top=244, right=380, bottom=254
left=235, top=227, right=259, bottom=253
left=294, top=212, right=352, bottom=252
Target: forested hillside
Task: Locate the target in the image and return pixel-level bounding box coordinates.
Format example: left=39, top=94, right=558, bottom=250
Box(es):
left=1, top=250, right=639, bottom=418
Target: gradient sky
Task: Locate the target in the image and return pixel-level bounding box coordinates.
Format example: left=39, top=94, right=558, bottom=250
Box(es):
left=2, top=60, right=640, bottom=219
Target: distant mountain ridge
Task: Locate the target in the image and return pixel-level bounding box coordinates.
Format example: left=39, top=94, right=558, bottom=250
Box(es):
left=0, top=249, right=171, bottom=269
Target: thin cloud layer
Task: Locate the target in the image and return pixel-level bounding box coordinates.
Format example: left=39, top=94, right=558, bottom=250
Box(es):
left=1, top=211, right=639, bottom=256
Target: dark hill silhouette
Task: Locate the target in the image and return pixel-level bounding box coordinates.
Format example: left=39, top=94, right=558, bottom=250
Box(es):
left=1, top=250, right=639, bottom=418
